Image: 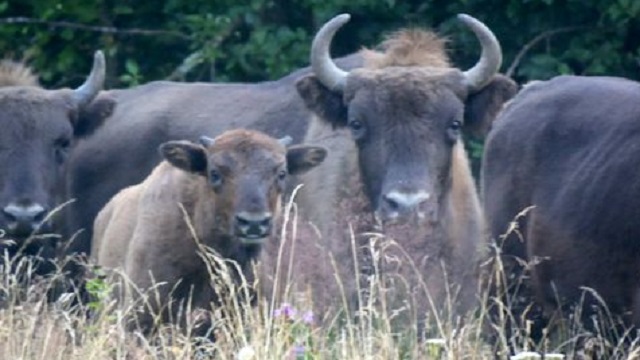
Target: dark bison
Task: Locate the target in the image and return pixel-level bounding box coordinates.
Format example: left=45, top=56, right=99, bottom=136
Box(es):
left=91, top=129, right=326, bottom=333
left=482, top=75, right=640, bottom=338
left=258, top=14, right=518, bottom=326
left=65, top=54, right=362, bottom=259
left=0, top=52, right=114, bottom=275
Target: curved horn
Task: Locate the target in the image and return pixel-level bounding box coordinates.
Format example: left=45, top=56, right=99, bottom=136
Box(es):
left=310, top=14, right=350, bottom=92
left=278, top=135, right=293, bottom=147
left=458, top=14, right=502, bottom=93
left=72, top=50, right=106, bottom=107
left=199, top=136, right=216, bottom=148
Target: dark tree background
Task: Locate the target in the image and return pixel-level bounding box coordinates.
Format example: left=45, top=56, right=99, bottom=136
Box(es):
left=2, top=0, right=637, bottom=173
left=1, top=0, right=638, bottom=89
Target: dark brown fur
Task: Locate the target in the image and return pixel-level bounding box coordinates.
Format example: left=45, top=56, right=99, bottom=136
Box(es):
left=0, top=58, right=113, bottom=276
left=483, top=75, right=640, bottom=341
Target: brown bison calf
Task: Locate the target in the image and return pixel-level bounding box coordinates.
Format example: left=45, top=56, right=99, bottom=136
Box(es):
left=91, top=129, right=326, bottom=334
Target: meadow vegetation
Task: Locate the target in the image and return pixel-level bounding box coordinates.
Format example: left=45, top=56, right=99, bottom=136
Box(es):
left=1, top=203, right=639, bottom=360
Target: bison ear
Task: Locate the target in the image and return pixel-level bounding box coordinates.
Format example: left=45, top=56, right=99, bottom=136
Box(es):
left=159, top=141, right=208, bottom=175
left=463, top=74, right=518, bottom=139
left=296, top=75, right=348, bottom=127
left=73, top=93, right=117, bottom=138
left=286, top=145, right=327, bottom=175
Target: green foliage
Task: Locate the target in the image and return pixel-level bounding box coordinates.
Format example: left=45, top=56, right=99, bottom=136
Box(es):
left=0, top=0, right=637, bottom=89
left=84, top=267, right=111, bottom=312
left=118, top=58, right=143, bottom=86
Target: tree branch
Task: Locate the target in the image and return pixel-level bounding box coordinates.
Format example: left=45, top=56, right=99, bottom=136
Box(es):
left=0, top=17, right=189, bottom=39
left=505, top=26, right=588, bottom=78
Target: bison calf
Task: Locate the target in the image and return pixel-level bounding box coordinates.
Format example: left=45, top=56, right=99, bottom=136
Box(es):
left=91, top=129, right=326, bottom=334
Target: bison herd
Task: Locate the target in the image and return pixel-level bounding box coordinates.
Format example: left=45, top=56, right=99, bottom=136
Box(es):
left=1, top=12, right=639, bottom=351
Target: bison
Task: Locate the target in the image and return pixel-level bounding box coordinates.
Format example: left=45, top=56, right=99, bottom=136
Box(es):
left=258, top=14, right=518, bottom=329
left=0, top=52, right=114, bottom=275
left=482, top=75, right=640, bottom=341
left=91, top=129, right=326, bottom=334
left=64, top=54, right=362, bottom=259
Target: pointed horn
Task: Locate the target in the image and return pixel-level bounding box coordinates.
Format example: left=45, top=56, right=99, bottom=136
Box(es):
left=458, top=14, right=502, bottom=93
left=72, top=50, right=106, bottom=107
left=310, top=14, right=350, bottom=91
left=199, top=136, right=216, bottom=148
left=278, top=135, right=293, bottom=147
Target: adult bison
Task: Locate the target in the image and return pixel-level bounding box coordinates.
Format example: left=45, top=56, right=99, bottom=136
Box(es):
left=258, top=14, right=518, bottom=328
left=91, top=129, right=326, bottom=334
left=64, top=52, right=362, bottom=259
left=0, top=52, right=114, bottom=275
left=482, top=76, right=640, bottom=339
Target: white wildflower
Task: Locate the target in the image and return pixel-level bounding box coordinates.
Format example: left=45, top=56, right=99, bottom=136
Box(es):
left=236, top=345, right=256, bottom=360
left=510, top=352, right=541, bottom=360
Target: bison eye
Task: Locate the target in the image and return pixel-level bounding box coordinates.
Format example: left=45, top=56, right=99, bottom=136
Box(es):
left=54, top=137, right=71, bottom=164
left=348, top=119, right=366, bottom=139
left=209, top=169, right=223, bottom=187
left=446, top=120, right=462, bottom=143
left=348, top=119, right=363, bottom=131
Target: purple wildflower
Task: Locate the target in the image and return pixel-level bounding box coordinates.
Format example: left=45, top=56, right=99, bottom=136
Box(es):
left=289, top=344, right=306, bottom=359
left=273, top=303, right=297, bottom=320
left=301, top=310, right=314, bottom=325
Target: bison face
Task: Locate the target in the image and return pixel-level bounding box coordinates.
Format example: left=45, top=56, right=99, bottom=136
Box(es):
left=160, top=130, right=326, bottom=245
left=0, top=52, right=114, bottom=244
left=296, top=13, right=517, bottom=225
left=0, top=97, right=73, bottom=238
left=299, top=68, right=469, bottom=224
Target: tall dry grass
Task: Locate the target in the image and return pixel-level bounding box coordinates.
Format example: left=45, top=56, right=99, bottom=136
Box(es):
left=1, top=203, right=639, bottom=360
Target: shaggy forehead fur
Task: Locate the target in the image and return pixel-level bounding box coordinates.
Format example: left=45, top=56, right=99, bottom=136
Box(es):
left=206, top=129, right=286, bottom=159
left=361, top=29, right=451, bottom=69
left=349, top=29, right=465, bottom=111
left=0, top=60, right=39, bottom=88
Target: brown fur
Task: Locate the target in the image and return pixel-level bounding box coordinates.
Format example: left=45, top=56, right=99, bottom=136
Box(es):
left=280, top=25, right=517, bottom=329
left=65, top=55, right=363, bottom=260
left=262, top=141, right=484, bottom=325
left=362, top=29, right=451, bottom=69
left=0, top=59, right=39, bottom=87
left=91, top=129, right=326, bottom=334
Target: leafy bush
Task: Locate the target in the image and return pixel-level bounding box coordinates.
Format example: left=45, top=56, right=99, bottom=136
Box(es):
left=0, top=0, right=637, bottom=88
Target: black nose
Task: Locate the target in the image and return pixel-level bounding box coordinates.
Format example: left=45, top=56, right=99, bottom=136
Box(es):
left=234, top=212, right=273, bottom=242
left=2, top=203, right=48, bottom=235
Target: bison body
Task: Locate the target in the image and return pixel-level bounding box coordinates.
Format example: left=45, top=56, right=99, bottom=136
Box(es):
left=66, top=55, right=362, bottom=258
left=258, top=14, right=517, bottom=327
left=482, top=75, right=640, bottom=336
left=92, top=129, right=326, bottom=333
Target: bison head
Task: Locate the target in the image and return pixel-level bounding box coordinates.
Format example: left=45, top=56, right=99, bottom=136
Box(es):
left=159, top=129, right=327, bottom=244
left=297, top=14, right=517, bottom=224
left=0, top=51, right=115, bottom=243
